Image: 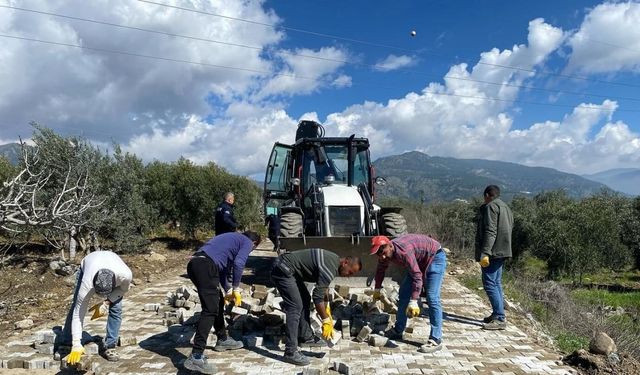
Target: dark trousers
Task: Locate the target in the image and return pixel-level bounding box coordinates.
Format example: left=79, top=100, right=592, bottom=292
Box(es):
left=187, top=255, right=226, bottom=354
left=270, top=263, right=314, bottom=354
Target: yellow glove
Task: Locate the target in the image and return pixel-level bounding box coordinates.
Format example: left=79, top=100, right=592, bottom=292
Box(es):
left=225, top=289, right=242, bottom=306
left=372, top=288, right=382, bottom=301
left=89, top=301, right=109, bottom=320
left=325, top=304, right=332, bottom=318
left=67, top=346, right=85, bottom=365
left=406, top=300, right=420, bottom=318
left=479, top=256, right=490, bottom=268
left=321, top=317, right=334, bottom=340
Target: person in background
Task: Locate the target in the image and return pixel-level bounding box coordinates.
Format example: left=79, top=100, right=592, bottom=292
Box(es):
left=214, top=192, right=238, bottom=235
left=475, top=184, right=513, bottom=330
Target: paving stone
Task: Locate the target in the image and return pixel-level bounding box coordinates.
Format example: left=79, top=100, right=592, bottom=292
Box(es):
left=356, top=325, right=373, bottom=342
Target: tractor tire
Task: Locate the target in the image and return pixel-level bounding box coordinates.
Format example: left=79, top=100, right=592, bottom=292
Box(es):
left=381, top=212, right=408, bottom=237
left=280, top=212, right=303, bottom=238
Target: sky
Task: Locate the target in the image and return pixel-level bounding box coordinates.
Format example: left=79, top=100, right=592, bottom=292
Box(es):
left=1, top=0, right=639, bottom=178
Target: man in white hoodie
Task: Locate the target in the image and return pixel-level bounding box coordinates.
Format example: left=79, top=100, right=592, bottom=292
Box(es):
left=59, top=251, right=132, bottom=365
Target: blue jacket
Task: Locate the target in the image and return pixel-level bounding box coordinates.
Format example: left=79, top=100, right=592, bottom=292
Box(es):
left=200, top=232, right=254, bottom=290
left=214, top=200, right=238, bottom=234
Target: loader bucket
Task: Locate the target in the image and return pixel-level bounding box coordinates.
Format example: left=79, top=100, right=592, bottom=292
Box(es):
left=279, top=235, right=406, bottom=284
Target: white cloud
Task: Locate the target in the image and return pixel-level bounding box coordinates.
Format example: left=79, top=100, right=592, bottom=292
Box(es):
left=0, top=0, right=283, bottom=141
left=567, top=2, right=640, bottom=73
left=256, top=47, right=350, bottom=98
left=373, top=54, right=416, bottom=72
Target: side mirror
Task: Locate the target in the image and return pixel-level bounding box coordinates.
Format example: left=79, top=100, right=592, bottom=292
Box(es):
left=375, top=176, right=387, bottom=186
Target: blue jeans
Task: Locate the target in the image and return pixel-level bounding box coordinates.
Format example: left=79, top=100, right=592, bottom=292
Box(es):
left=61, top=270, right=123, bottom=348
left=481, top=257, right=505, bottom=321
left=395, top=250, right=447, bottom=342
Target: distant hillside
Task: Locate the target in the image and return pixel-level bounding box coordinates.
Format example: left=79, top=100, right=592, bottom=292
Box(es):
left=0, top=143, right=22, bottom=165
left=583, top=168, right=640, bottom=196
left=373, top=151, right=609, bottom=202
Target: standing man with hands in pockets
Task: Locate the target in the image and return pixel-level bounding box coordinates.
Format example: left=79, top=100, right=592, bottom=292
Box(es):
left=475, top=185, right=513, bottom=330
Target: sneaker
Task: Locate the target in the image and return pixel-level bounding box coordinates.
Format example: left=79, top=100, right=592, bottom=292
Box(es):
left=482, top=314, right=495, bottom=323
left=483, top=319, right=507, bottom=330
left=101, top=348, right=120, bottom=362
left=298, top=336, right=327, bottom=348
left=283, top=350, right=310, bottom=366
left=214, top=336, right=244, bottom=352
left=418, top=338, right=442, bottom=353
left=184, top=353, right=217, bottom=374
left=384, top=327, right=403, bottom=340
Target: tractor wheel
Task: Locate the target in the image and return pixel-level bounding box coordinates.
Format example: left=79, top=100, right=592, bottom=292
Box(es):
left=280, top=212, right=303, bottom=238
left=381, top=213, right=408, bottom=237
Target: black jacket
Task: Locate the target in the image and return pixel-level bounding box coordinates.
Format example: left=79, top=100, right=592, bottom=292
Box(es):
left=214, top=201, right=238, bottom=234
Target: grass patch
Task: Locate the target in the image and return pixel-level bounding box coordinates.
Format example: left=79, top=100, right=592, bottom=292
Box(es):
left=555, top=331, right=589, bottom=353
left=571, top=289, right=640, bottom=310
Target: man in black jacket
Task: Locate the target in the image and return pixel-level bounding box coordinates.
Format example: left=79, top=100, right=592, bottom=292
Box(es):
left=214, top=192, right=238, bottom=235
left=271, top=248, right=361, bottom=366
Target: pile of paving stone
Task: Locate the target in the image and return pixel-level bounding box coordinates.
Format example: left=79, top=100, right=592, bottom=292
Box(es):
left=155, top=282, right=401, bottom=349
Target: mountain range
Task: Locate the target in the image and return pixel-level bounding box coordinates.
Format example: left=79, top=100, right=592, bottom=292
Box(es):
left=0, top=143, right=22, bottom=165
left=582, top=168, right=640, bottom=196
left=373, top=151, right=613, bottom=202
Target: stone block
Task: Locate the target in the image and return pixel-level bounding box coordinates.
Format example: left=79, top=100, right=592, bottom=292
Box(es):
left=272, top=296, right=283, bottom=310
left=174, top=299, right=186, bottom=308
left=231, top=306, right=248, bottom=316
left=84, top=342, right=99, bottom=355
left=252, top=290, right=268, bottom=300
left=143, top=303, right=160, bottom=312
left=117, top=336, right=137, bottom=347
left=333, top=361, right=351, bottom=375
left=242, top=334, right=263, bottom=347
left=183, top=300, right=196, bottom=310
left=336, top=285, right=350, bottom=298
left=302, top=368, right=322, bottom=375
left=6, top=359, right=24, bottom=369
left=325, top=330, right=341, bottom=348
left=368, top=334, right=388, bottom=347
left=34, top=343, right=54, bottom=354
left=355, top=325, right=372, bottom=342
left=33, top=330, right=56, bottom=344
left=14, top=319, right=34, bottom=330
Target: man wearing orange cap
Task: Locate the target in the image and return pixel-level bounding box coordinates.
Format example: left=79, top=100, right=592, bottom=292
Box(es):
left=370, top=234, right=446, bottom=353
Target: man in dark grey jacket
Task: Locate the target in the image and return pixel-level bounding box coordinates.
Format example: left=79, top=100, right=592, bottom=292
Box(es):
left=271, top=248, right=361, bottom=366
left=475, top=185, right=513, bottom=330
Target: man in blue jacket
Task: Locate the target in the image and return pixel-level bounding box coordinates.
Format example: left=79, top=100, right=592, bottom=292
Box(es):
left=214, top=192, right=238, bottom=235
left=183, top=231, right=261, bottom=374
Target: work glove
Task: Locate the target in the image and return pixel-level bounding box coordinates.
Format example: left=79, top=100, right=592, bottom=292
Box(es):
left=325, top=304, right=332, bottom=318
left=67, top=346, right=85, bottom=365
left=372, top=288, right=383, bottom=301
left=406, top=299, right=420, bottom=318
left=89, top=301, right=109, bottom=321
left=321, top=317, right=334, bottom=340
left=225, top=289, right=242, bottom=306
left=479, top=255, right=490, bottom=268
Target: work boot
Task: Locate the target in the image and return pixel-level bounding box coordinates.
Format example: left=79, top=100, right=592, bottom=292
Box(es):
left=418, top=338, right=442, bottom=353
left=483, top=319, right=507, bottom=330
left=384, top=327, right=403, bottom=340
left=298, top=336, right=327, bottom=348
left=283, top=350, right=310, bottom=366
left=184, top=353, right=217, bottom=374
left=214, top=336, right=243, bottom=351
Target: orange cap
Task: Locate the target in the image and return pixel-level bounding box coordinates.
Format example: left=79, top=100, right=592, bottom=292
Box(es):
left=370, top=235, right=391, bottom=255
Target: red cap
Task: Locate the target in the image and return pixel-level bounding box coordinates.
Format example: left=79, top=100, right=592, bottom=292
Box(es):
left=370, top=235, right=391, bottom=255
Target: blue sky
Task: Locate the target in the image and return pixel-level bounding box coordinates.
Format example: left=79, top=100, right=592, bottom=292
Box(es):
left=1, top=0, right=639, bottom=177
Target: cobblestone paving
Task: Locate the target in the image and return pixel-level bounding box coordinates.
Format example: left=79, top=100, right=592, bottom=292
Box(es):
left=1, top=249, right=574, bottom=374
